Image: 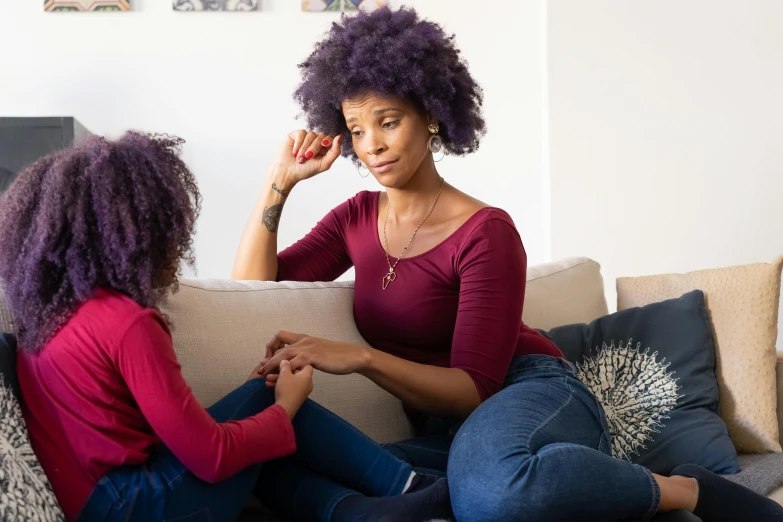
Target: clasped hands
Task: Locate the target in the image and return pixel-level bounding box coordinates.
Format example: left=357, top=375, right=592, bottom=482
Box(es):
left=249, top=331, right=372, bottom=387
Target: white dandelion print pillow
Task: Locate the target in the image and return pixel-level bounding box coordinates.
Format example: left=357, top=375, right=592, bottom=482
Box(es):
left=0, top=334, right=65, bottom=522
left=543, top=290, right=739, bottom=475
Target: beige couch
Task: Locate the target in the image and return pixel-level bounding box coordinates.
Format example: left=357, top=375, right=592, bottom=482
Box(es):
left=2, top=257, right=781, bottom=520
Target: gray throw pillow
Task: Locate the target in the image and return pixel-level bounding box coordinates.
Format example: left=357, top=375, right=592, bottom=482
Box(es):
left=544, top=290, right=739, bottom=475
left=0, top=333, right=65, bottom=521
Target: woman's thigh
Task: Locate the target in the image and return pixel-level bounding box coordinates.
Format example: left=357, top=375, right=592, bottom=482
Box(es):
left=447, top=363, right=660, bottom=522
left=449, top=371, right=609, bottom=475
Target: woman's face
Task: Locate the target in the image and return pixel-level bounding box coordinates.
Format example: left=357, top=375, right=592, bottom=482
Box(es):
left=342, top=92, right=433, bottom=188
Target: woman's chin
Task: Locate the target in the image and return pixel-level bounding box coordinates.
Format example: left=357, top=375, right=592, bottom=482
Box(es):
left=372, top=171, right=413, bottom=189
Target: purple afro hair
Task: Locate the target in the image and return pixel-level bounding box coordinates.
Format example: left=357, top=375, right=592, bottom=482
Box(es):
left=294, top=6, right=486, bottom=161
left=0, top=132, right=201, bottom=352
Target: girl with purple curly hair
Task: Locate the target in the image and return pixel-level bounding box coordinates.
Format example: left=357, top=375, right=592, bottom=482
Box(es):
left=1, top=133, right=457, bottom=522
left=233, top=6, right=783, bottom=522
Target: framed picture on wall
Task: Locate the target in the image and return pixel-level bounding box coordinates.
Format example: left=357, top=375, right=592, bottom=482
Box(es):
left=302, top=0, right=387, bottom=12
left=44, top=0, right=131, bottom=11
left=173, top=0, right=258, bottom=11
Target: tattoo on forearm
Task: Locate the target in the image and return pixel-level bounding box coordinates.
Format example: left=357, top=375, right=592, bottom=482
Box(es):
left=271, top=183, right=287, bottom=198
left=262, top=204, right=283, bottom=233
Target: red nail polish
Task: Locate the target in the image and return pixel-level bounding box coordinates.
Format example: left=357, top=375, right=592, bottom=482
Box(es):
left=298, top=157, right=305, bottom=164
left=305, top=151, right=314, bottom=159
left=293, top=150, right=299, bottom=157
left=322, top=139, right=330, bottom=146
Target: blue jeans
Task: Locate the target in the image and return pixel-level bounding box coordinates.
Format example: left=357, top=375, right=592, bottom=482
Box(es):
left=76, top=378, right=416, bottom=522
left=388, top=355, right=665, bottom=522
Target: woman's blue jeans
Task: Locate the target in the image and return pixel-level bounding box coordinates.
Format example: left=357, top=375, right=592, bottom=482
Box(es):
left=388, top=354, right=666, bottom=522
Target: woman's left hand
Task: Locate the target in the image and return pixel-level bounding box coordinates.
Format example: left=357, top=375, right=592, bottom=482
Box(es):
left=259, top=331, right=371, bottom=386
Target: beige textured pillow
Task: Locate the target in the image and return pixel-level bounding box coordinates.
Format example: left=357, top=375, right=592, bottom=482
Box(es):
left=616, top=257, right=783, bottom=454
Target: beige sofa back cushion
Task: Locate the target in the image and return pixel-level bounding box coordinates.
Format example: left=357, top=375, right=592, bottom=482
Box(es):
left=523, top=258, right=609, bottom=330
left=0, top=257, right=610, bottom=444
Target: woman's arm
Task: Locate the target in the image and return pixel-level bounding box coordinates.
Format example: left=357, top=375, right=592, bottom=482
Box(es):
left=361, top=350, right=481, bottom=420
left=231, top=132, right=342, bottom=281
left=231, top=166, right=294, bottom=281
left=262, top=332, right=481, bottom=419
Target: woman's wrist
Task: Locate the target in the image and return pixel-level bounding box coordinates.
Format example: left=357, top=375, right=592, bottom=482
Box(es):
left=358, top=346, right=379, bottom=376
left=266, top=166, right=298, bottom=196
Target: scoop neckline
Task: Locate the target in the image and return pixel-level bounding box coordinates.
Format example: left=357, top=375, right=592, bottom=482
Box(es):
left=372, top=191, right=498, bottom=262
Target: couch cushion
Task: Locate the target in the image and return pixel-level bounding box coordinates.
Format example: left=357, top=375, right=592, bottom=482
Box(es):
left=617, top=257, right=783, bottom=454
left=523, top=257, right=609, bottom=330
left=160, top=279, right=416, bottom=445
left=545, top=291, right=739, bottom=475
left=0, top=333, right=65, bottom=521
left=729, top=453, right=783, bottom=497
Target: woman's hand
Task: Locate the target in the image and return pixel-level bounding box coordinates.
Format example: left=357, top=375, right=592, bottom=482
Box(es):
left=271, top=130, right=342, bottom=189
left=259, top=331, right=372, bottom=386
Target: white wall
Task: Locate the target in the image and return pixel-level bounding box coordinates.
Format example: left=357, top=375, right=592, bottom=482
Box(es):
left=0, top=0, right=548, bottom=278
left=548, top=0, right=783, bottom=320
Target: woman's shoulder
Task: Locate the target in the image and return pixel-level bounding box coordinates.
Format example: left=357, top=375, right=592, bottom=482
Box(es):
left=469, top=207, right=516, bottom=228
left=342, top=190, right=379, bottom=211
left=327, top=190, right=379, bottom=224
left=448, top=191, right=517, bottom=239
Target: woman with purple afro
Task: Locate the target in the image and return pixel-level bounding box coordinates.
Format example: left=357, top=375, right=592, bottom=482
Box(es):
left=0, top=132, right=458, bottom=522
left=234, top=6, right=783, bottom=522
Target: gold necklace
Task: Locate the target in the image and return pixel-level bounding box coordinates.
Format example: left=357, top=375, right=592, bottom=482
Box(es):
left=382, top=177, right=446, bottom=290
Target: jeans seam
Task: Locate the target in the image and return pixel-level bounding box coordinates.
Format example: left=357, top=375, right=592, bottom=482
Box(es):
left=565, top=376, right=613, bottom=452
left=526, top=384, right=574, bottom=450
left=641, top=466, right=661, bottom=520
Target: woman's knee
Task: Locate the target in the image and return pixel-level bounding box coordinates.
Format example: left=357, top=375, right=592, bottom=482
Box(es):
left=448, top=426, right=564, bottom=522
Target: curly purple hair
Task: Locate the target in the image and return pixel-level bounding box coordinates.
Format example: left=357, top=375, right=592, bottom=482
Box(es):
left=0, top=132, right=201, bottom=352
left=294, top=6, right=486, bottom=161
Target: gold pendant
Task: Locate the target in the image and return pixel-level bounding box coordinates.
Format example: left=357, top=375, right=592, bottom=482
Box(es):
left=382, top=269, right=397, bottom=290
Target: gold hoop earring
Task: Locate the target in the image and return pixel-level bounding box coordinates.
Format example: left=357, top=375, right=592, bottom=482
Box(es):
left=357, top=162, right=371, bottom=178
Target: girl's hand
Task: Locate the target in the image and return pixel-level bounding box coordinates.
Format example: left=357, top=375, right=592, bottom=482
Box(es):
left=273, top=360, right=314, bottom=420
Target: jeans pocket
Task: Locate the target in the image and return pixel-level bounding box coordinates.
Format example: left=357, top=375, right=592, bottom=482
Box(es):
left=164, top=507, right=213, bottom=522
